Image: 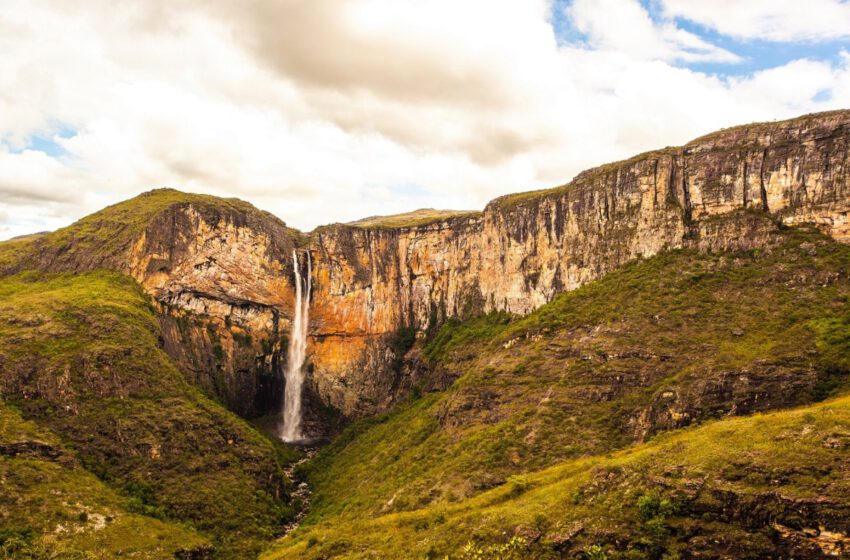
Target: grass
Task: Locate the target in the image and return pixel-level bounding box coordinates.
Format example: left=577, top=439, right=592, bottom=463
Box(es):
left=265, top=393, right=850, bottom=559
left=264, top=224, right=850, bottom=559
left=0, top=270, right=297, bottom=558
left=422, top=312, right=513, bottom=364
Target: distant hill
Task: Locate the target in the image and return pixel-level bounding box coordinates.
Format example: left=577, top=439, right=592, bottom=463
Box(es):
left=346, top=208, right=480, bottom=229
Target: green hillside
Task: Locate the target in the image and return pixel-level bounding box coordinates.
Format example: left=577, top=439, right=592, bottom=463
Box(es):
left=346, top=208, right=480, bottom=229
left=1, top=401, right=210, bottom=558
left=265, top=220, right=850, bottom=559
left=5, top=193, right=850, bottom=559
left=265, top=391, right=850, bottom=559
left=0, top=271, right=297, bottom=558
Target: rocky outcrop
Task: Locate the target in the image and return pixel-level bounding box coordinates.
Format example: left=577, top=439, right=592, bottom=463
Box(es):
left=629, top=357, right=825, bottom=440
left=126, top=202, right=298, bottom=417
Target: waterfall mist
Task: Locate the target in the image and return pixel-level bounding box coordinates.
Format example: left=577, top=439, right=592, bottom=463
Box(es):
left=280, top=250, right=311, bottom=443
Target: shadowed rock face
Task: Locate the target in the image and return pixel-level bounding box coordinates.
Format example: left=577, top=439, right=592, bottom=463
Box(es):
left=3, top=110, right=848, bottom=434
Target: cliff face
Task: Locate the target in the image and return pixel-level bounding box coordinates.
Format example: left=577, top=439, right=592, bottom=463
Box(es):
left=3, top=111, right=848, bottom=432
left=307, top=110, right=850, bottom=417
left=126, top=202, right=297, bottom=417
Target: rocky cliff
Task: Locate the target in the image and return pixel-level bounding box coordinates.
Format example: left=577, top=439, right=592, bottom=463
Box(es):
left=307, top=109, right=850, bottom=418
left=1, top=192, right=306, bottom=418
left=127, top=200, right=298, bottom=417
left=2, top=110, right=848, bottom=434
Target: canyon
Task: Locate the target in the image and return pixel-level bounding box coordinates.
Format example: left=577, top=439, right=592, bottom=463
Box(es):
left=3, top=110, right=849, bottom=437
left=3, top=109, right=850, bottom=559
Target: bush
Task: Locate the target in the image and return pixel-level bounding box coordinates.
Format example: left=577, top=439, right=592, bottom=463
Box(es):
left=635, top=491, right=679, bottom=559
left=390, top=325, right=417, bottom=372
left=423, top=312, right=512, bottom=364
left=637, top=491, right=676, bottom=522
left=455, top=536, right=527, bottom=560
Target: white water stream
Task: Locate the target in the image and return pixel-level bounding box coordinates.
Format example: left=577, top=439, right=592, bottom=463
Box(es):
left=280, top=250, right=311, bottom=443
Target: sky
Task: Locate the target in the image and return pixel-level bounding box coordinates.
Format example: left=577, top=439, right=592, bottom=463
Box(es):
left=1, top=0, right=849, bottom=239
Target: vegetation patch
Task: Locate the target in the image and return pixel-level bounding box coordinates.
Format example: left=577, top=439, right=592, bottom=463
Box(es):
left=264, top=393, right=850, bottom=559
left=0, top=401, right=210, bottom=558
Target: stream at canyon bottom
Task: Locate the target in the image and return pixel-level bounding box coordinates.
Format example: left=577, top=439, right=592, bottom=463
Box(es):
left=282, top=447, right=318, bottom=536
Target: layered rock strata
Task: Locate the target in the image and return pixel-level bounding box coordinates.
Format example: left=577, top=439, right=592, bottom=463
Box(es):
left=308, top=110, right=850, bottom=417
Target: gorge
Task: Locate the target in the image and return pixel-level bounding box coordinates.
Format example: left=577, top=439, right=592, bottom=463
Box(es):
left=4, top=110, right=850, bottom=436
left=130, top=110, right=850, bottom=435
left=3, top=109, right=850, bottom=559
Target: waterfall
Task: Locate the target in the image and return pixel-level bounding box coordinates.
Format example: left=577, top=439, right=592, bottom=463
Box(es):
left=280, top=249, right=311, bottom=443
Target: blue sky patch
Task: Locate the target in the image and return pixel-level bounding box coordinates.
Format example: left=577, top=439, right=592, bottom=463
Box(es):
left=550, top=0, right=850, bottom=78
left=4, top=124, right=77, bottom=158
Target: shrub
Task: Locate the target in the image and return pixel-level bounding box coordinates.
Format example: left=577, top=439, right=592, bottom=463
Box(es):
left=637, top=491, right=676, bottom=522
left=390, top=325, right=417, bottom=372
left=455, top=536, right=527, bottom=560
left=635, top=491, right=679, bottom=559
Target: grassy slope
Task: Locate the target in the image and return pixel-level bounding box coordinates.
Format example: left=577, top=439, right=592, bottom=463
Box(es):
left=265, top=224, right=850, bottom=559
left=0, top=402, right=210, bottom=558
left=266, top=392, right=850, bottom=559
left=0, top=271, right=296, bottom=558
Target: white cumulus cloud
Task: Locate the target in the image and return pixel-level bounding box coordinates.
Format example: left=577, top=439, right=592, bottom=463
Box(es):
left=566, top=0, right=741, bottom=63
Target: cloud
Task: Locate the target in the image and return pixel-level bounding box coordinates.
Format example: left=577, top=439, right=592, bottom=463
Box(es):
left=566, top=0, right=740, bottom=63
left=210, top=0, right=529, bottom=107
left=660, top=0, right=850, bottom=42
left=0, top=148, right=83, bottom=205
left=0, top=0, right=848, bottom=240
